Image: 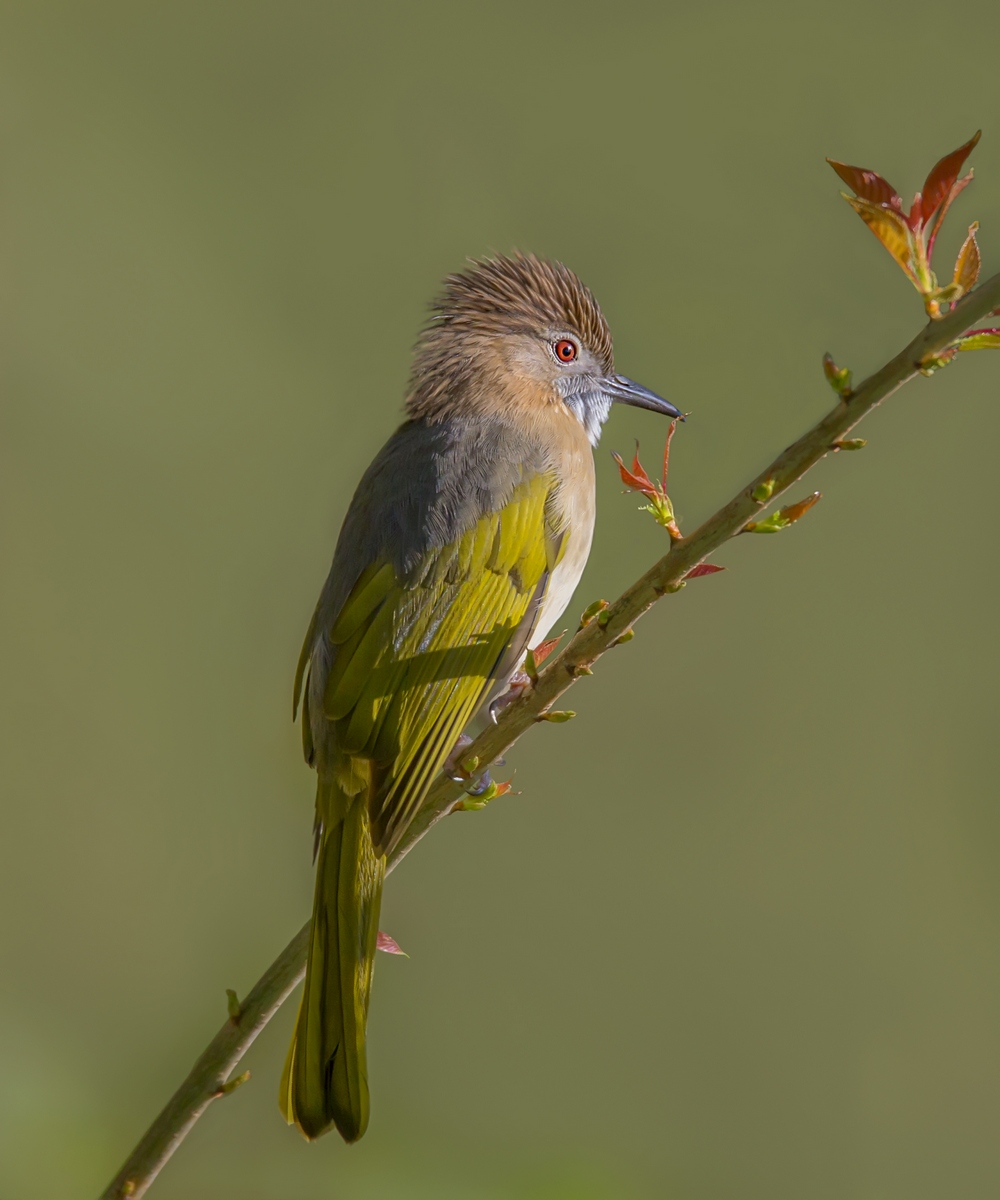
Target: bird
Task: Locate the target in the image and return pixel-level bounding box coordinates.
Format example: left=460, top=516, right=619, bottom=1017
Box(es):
left=279, top=252, right=682, bottom=1143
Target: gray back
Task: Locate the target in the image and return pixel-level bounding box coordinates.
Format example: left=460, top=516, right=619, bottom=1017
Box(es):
left=310, top=414, right=553, bottom=638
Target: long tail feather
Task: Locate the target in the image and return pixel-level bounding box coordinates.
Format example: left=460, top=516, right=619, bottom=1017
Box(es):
left=281, top=782, right=385, bottom=1142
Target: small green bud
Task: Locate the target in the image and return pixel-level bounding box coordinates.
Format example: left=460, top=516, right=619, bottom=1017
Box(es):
left=578, top=598, right=609, bottom=629
left=540, top=710, right=577, bottom=723
left=822, top=352, right=853, bottom=397
left=220, top=1070, right=251, bottom=1096
left=752, top=478, right=776, bottom=502
left=226, top=989, right=241, bottom=1023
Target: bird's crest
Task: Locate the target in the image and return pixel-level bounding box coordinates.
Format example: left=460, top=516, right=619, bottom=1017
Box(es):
left=407, top=252, right=613, bottom=419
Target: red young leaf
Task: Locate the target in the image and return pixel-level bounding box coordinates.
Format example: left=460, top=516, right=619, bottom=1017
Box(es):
left=906, top=192, right=922, bottom=232
left=377, top=931, right=407, bottom=955
left=826, top=159, right=902, bottom=209
left=684, top=563, right=726, bottom=580
left=530, top=635, right=562, bottom=667
left=613, top=451, right=657, bottom=498
left=614, top=434, right=679, bottom=534
left=926, top=169, right=974, bottom=261
left=919, top=131, right=981, bottom=227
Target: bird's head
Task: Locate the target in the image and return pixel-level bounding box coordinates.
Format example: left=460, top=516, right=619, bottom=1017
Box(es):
left=406, top=252, right=682, bottom=443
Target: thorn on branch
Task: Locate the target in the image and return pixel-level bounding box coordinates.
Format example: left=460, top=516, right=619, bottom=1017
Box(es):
left=226, top=989, right=241, bottom=1024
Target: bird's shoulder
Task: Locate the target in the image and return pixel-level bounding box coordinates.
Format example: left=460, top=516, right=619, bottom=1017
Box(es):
left=336, top=415, right=553, bottom=579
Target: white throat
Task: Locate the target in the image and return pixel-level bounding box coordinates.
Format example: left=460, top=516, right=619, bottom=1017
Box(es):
left=564, top=387, right=613, bottom=446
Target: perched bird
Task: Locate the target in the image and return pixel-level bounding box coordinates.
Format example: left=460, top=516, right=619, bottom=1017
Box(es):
left=280, top=253, right=682, bottom=1142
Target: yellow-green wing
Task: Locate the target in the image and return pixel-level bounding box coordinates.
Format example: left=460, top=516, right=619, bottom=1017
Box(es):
left=308, top=471, right=563, bottom=857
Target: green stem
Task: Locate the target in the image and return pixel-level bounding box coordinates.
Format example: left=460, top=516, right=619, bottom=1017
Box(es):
left=98, top=270, right=1000, bottom=1200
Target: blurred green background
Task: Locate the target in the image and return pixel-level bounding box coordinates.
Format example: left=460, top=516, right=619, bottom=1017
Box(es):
left=3, top=2, right=1000, bottom=1197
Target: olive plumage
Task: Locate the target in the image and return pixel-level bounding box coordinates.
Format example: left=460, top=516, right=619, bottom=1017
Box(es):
left=281, top=253, right=681, bottom=1141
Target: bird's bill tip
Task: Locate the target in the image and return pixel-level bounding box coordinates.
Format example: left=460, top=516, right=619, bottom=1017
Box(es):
left=603, top=374, right=684, bottom=420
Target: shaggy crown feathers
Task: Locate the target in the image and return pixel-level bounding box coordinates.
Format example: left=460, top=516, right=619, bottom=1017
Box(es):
left=406, top=253, right=614, bottom=420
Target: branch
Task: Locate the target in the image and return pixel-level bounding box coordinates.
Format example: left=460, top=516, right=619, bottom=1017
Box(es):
left=99, top=272, right=1000, bottom=1199
left=393, top=272, right=1000, bottom=860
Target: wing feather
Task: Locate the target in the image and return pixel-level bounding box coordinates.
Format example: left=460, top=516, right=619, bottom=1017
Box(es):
left=311, top=472, right=558, bottom=857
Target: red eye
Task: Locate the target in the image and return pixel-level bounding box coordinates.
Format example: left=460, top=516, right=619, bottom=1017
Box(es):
left=554, top=339, right=578, bottom=363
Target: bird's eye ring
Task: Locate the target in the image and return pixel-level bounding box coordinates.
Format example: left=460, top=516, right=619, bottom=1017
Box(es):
left=554, top=339, right=578, bottom=363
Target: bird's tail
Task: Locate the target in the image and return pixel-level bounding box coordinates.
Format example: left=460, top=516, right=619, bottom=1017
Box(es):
left=280, top=781, right=385, bottom=1142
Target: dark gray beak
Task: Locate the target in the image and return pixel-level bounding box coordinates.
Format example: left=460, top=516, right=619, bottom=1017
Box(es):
left=603, top=374, right=684, bottom=420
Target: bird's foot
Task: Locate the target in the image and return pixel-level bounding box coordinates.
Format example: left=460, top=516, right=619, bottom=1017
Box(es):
left=465, top=769, right=494, bottom=797
left=444, top=737, right=514, bottom=812
left=443, top=734, right=476, bottom=782
left=488, top=670, right=532, bottom=724
left=489, top=633, right=565, bottom=723
left=453, top=772, right=516, bottom=811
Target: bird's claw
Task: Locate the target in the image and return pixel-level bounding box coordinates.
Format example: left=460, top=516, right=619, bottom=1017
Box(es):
left=488, top=670, right=532, bottom=724
left=465, top=770, right=493, bottom=796
left=443, top=734, right=475, bottom=782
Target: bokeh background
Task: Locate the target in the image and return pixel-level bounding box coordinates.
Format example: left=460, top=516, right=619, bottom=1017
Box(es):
left=3, top=2, right=1000, bottom=1197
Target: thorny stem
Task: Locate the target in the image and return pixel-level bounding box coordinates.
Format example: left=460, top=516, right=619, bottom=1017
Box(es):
left=99, top=271, right=1000, bottom=1199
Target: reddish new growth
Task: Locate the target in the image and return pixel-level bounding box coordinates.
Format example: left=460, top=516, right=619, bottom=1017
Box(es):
left=528, top=635, right=562, bottom=668
left=828, top=132, right=983, bottom=319
left=613, top=425, right=727, bottom=581
left=613, top=420, right=682, bottom=538
left=376, top=932, right=406, bottom=955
